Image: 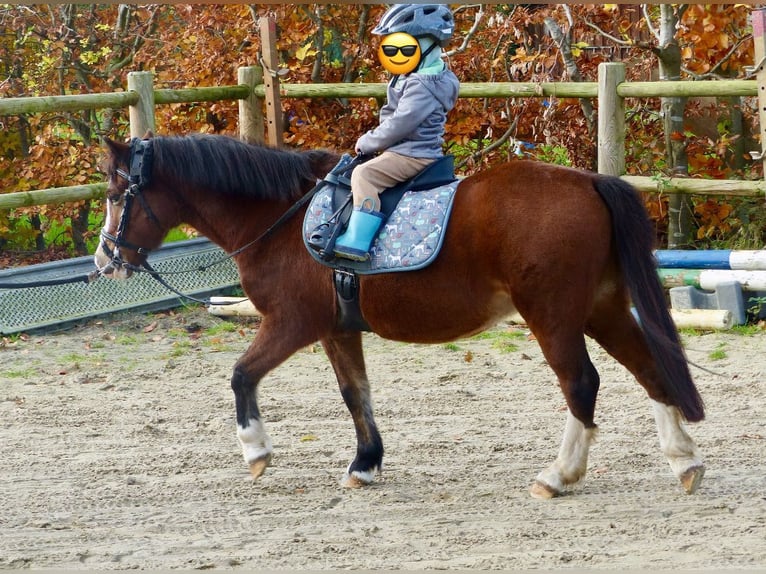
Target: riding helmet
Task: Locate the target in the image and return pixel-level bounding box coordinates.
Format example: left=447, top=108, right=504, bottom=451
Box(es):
left=372, top=4, right=455, bottom=46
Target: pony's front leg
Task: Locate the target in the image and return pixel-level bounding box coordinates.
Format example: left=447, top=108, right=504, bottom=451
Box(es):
left=321, top=332, right=383, bottom=488
left=231, top=320, right=316, bottom=480
left=231, top=364, right=273, bottom=479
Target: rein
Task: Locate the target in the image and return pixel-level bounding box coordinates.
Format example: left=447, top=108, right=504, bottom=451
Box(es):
left=0, top=270, right=100, bottom=290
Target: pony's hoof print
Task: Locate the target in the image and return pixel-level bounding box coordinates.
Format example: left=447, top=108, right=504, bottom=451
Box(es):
left=680, top=465, right=705, bottom=494
left=529, top=480, right=558, bottom=500
left=248, top=453, right=273, bottom=480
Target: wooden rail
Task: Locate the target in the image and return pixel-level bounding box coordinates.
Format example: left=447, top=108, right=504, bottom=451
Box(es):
left=1, top=11, right=765, bottom=211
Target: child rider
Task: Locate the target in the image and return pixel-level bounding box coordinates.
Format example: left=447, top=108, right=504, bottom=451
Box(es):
left=333, top=4, right=460, bottom=261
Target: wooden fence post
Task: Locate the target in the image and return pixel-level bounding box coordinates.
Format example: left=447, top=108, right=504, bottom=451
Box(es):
left=238, top=66, right=264, bottom=144
left=259, top=17, right=284, bottom=147
left=127, top=71, right=155, bottom=138
left=752, top=8, right=766, bottom=182
left=597, top=62, right=626, bottom=176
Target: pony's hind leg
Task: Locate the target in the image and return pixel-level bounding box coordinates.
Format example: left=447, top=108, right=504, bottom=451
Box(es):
left=652, top=399, right=704, bottom=493
left=321, top=331, right=383, bottom=488
left=586, top=306, right=704, bottom=493
left=529, top=335, right=601, bottom=499
left=531, top=410, right=599, bottom=499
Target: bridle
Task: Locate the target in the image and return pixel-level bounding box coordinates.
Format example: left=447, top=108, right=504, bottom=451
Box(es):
left=99, top=137, right=162, bottom=274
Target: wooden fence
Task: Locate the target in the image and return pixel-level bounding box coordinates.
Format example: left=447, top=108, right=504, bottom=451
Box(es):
left=2, top=15, right=766, bottom=212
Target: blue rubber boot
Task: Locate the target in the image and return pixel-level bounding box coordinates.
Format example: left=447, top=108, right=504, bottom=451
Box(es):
left=334, top=206, right=385, bottom=261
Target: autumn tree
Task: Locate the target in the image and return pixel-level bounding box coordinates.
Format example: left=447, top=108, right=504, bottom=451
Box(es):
left=0, top=3, right=760, bottom=264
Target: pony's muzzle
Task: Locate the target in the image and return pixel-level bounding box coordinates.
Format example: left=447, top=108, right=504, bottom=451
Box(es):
left=93, top=249, right=133, bottom=280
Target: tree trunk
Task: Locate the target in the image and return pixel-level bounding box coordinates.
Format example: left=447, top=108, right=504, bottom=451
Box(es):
left=658, top=5, right=693, bottom=249
left=726, top=96, right=745, bottom=173
left=30, top=213, right=46, bottom=252
left=310, top=6, right=324, bottom=84
left=544, top=17, right=596, bottom=140
left=70, top=204, right=91, bottom=255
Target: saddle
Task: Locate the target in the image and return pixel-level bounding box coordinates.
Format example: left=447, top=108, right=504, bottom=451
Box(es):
left=303, top=154, right=459, bottom=332
left=306, top=154, right=457, bottom=262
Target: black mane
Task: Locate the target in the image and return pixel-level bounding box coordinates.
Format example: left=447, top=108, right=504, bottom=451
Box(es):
left=150, top=134, right=322, bottom=202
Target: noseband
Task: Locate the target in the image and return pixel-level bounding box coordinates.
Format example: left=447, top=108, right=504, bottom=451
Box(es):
left=99, top=138, right=161, bottom=270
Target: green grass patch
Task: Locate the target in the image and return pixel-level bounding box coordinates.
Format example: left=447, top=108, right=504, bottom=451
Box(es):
left=470, top=329, right=525, bottom=353
left=204, top=321, right=238, bottom=336
left=115, top=334, right=143, bottom=346
left=729, top=324, right=763, bottom=336
left=170, top=340, right=194, bottom=357
left=2, top=369, right=35, bottom=379
left=708, top=343, right=727, bottom=361
left=167, top=327, right=190, bottom=338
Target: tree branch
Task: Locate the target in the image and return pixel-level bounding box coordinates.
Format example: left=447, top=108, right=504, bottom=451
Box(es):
left=544, top=16, right=595, bottom=134
left=445, top=4, right=484, bottom=58
left=455, top=109, right=520, bottom=170
left=582, top=17, right=632, bottom=46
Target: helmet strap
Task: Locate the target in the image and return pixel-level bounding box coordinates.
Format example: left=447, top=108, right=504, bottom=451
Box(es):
left=415, top=38, right=438, bottom=73
left=389, top=37, right=440, bottom=86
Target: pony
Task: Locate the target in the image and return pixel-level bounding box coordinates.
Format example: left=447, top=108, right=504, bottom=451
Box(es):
left=94, top=133, right=705, bottom=498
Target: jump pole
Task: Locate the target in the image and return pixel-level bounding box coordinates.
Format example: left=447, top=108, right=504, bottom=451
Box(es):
left=670, top=308, right=734, bottom=330
left=658, top=268, right=766, bottom=291
left=655, top=249, right=766, bottom=270
left=208, top=294, right=735, bottom=330
left=207, top=296, right=261, bottom=318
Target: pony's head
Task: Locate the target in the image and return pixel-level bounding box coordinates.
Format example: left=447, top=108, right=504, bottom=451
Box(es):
left=94, top=133, right=341, bottom=280
left=94, top=135, right=177, bottom=279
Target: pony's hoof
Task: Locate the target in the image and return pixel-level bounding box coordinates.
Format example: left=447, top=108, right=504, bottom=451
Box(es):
left=340, top=470, right=375, bottom=489
left=680, top=464, right=705, bottom=494
left=529, top=480, right=558, bottom=500
left=248, top=453, right=273, bottom=480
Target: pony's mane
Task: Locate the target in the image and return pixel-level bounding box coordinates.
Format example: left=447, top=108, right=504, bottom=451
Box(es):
left=150, top=134, right=321, bottom=201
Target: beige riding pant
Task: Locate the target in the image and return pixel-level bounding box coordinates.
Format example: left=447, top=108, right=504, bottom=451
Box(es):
left=351, top=151, right=435, bottom=210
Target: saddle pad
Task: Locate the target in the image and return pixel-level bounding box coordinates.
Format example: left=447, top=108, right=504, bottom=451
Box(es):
left=303, top=181, right=460, bottom=275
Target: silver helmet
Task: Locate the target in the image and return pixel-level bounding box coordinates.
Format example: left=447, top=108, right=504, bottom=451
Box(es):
left=372, top=4, right=455, bottom=45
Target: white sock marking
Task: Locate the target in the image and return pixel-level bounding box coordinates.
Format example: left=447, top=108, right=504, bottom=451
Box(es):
left=536, top=410, right=595, bottom=492
left=237, top=418, right=273, bottom=464
left=651, top=400, right=702, bottom=477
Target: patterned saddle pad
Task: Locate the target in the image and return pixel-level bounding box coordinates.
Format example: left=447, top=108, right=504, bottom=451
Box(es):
left=303, top=180, right=460, bottom=275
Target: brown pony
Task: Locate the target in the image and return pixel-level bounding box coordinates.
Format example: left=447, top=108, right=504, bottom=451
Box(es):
left=95, top=134, right=705, bottom=498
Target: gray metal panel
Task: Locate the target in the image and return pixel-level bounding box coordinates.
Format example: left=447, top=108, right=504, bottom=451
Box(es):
left=0, top=238, right=240, bottom=334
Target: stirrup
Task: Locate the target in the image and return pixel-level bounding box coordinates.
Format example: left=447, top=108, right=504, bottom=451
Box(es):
left=308, top=221, right=334, bottom=252
left=308, top=192, right=354, bottom=259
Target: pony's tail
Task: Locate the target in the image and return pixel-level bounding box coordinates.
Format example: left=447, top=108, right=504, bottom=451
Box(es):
left=592, top=176, right=705, bottom=422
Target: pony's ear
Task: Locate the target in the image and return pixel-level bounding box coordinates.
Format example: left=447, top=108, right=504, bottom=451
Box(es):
left=99, top=137, right=131, bottom=176
left=103, top=137, right=129, bottom=158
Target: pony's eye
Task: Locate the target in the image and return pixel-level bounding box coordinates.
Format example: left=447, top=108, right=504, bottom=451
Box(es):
left=108, top=193, right=124, bottom=205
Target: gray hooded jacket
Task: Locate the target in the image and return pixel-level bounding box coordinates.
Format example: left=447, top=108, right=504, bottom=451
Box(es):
left=356, top=64, right=460, bottom=159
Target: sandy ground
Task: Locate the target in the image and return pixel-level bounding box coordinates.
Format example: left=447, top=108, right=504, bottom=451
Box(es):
left=1, top=305, right=765, bottom=570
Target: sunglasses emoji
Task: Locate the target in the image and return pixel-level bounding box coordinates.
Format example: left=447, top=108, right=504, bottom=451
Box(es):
left=378, top=33, right=421, bottom=75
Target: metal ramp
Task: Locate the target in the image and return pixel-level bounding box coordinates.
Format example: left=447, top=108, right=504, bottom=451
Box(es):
left=0, top=238, right=241, bottom=334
